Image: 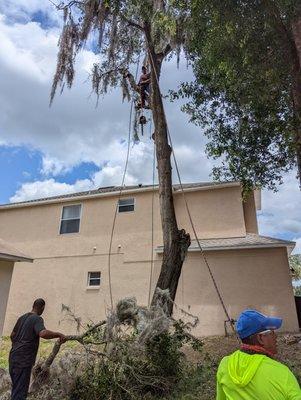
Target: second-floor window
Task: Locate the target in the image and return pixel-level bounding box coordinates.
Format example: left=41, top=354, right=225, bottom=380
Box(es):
left=60, top=204, right=82, bottom=234
left=118, top=198, right=135, bottom=213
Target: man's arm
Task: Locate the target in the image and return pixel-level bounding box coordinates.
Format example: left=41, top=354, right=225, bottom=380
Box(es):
left=34, top=316, right=66, bottom=343
left=286, top=368, right=301, bottom=400
left=216, top=360, right=227, bottom=400
left=39, top=329, right=66, bottom=342
left=10, top=320, right=19, bottom=342
left=216, top=379, right=226, bottom=400
left=10, top=330, right=16, bottom=342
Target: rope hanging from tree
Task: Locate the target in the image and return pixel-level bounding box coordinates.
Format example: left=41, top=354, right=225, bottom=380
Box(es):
left=107, top=48, right=237, bottom=339
left=147, top=50, right=238, bottom=337
left=107, top=52, right=141, bottom=309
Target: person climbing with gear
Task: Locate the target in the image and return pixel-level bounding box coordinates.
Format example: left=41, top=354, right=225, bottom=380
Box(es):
left=137, top=65, right=151, bottom=109
left=216, top=309, right=301, bottom=400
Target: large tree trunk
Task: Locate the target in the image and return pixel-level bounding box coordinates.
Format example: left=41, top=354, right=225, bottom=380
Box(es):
left=144, top=24, right=191, bottom=315
left=292, top=15, right=301, bottom=188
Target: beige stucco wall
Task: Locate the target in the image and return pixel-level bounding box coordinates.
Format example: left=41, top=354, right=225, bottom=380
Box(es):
left=0, top=186, right=246, bottom=262
left=0, top=185, right=296, bottom=336
left=0, top=261, right=14, bottom=336
left=3, top=247, right=298, bottom=337
left=172, top=247, right=298, bottom=336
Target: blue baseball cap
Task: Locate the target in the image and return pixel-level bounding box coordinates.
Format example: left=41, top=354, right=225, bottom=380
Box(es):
left=236, top=309, right=282, bottom=339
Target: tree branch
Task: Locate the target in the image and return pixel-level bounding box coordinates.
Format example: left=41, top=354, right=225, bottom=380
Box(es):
left=157, top=44, right=172, bottom=62
left=124, top=70, right=140, bottom=93
left=30, top=320, right=107, bottom=392
left=49, top=0, right=82, bottom=11
left=119, top=13, right=144, bottom=31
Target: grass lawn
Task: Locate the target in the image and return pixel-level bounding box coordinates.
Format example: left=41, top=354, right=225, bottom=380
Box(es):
left=1, top=334, right=301, bottom=399
left=0, top=337, right=76, bottom=369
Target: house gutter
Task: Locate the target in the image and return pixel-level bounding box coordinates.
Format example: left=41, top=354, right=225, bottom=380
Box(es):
left=155, top=243, right=295, bottom=253
left=0, top=253, right=33, bottom=263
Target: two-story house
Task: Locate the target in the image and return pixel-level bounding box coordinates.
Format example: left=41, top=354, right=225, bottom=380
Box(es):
left=0, top=182, right=298, bottom=337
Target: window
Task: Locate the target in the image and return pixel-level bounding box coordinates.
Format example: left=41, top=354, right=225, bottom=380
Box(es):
left=118, top=198, right=135, bottom=213
left=88, top=271, right=101, bottom=287
left=60, top=204, right=81, bottom=234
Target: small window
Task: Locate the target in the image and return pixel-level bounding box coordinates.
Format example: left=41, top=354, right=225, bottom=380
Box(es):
left=88, top=271, right=101, bottom=287
left=118, top=198, right=135, bottom=213
left=60, top=204, right=81, bottom=234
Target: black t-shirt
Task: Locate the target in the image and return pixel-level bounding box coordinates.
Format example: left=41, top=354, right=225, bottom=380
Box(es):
left=9, top=313, right=45, bottom=367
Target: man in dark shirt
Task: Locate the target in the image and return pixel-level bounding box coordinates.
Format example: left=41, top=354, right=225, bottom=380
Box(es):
left=9, top=298, right=66, bottom=400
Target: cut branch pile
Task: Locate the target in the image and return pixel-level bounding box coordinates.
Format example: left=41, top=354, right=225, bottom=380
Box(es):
left=0, top=290, right=202, bottom=400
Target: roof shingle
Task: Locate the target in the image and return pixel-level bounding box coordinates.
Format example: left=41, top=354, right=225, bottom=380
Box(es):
left=0, top=181, right=239, bottom=208
left=155, top=234, right=295, bottom=253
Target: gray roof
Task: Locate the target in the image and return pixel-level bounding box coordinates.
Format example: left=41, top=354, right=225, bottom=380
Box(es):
left=155, top=234, right=295, bottom=253
left=0, top=239, right=33, bottom=263
left=0, top=181, right=239, bottom=208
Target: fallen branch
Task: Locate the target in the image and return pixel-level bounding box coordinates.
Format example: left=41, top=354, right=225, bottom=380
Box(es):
left=31, top=320, right=106, bottom=392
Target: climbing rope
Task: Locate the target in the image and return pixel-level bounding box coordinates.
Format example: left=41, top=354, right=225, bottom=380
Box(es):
left=147, top=50, right=237, bottom=336
left=107, top=52, right=141, bottom=309
left=148, top=118, right=156, bottom=307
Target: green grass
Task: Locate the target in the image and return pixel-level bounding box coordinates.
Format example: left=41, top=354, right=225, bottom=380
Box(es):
left=0, top=337, right=76, bottom=369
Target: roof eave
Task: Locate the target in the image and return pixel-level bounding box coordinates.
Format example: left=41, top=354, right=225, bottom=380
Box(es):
left=0, top=182, right=241, bottom=210
left=0, top=253, right=34, bottom=263
left=155, top=243, right=294, bottom=253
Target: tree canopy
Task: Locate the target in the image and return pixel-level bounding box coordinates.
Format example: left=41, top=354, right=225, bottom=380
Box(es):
left=178, top=0, right=301, bottom=192
left=51, top=0, right=191, bottom=106
left=51, top=0, right=194, bottom=312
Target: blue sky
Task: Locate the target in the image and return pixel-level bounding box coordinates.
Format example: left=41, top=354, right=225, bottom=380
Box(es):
left=0, top=145, right=99, bottom=204
left=0, top=0, right=300, bottom=253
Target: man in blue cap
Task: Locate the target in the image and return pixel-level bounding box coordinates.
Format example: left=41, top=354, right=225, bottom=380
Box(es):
left=216, top=309, right=301, bottom=399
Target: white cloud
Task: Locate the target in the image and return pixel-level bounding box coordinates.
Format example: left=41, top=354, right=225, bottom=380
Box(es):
left=2, top=6, right=300, bottom=253
left=10, top=178, right=92, bottom=203
left=258, top=171, right=301, bottom=243
left=0, top=12, right=213, bottom=203
left=0, top=0, right=61, bottom=25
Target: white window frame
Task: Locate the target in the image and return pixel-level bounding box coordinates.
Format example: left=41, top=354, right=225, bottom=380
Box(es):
left=87, top=271, right=101, bottom=289
left=59, top=203, right=82, bottom=235
left=118, top=198, right=135, bottom=213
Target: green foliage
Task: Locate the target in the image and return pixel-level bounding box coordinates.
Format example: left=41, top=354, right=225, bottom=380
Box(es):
left=177, top=0, right=301, bottom=191
left=69, top=322, right=202, bottom=400
left=290, top=254, right=301, bottom=281
left=294, top=285, right=301, bottom=296
left=52, top=0, right=192, bottom=103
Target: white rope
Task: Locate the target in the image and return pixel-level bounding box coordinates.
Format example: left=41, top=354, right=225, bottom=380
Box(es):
left=148, top=118, right=156, bottom=307
left=107, top=53, right=141, bottom=309
left=147, top=50, right=237, bottom=336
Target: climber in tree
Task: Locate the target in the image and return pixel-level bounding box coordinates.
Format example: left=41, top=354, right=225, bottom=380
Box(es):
left=138, top=65, right=151, bottom=108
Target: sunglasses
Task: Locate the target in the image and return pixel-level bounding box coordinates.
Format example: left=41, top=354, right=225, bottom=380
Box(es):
left=259, top=329, right=275, bottom=336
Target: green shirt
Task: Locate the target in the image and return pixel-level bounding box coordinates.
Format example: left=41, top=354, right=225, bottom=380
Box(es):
left=217, top=350, right=301, bottom=400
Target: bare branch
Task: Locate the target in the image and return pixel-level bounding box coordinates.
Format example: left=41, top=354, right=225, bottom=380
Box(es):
left=119, top=13, right=144, bottom=31
left=31, top=320, right=107, bottom=392
left=157, top=43, right=172, bottom=61
left=124, top=70, right=140, bottom=93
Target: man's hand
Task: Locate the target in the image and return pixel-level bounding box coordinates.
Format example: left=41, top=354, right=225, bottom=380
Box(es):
left=58, top=334, right=66, bottom=344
